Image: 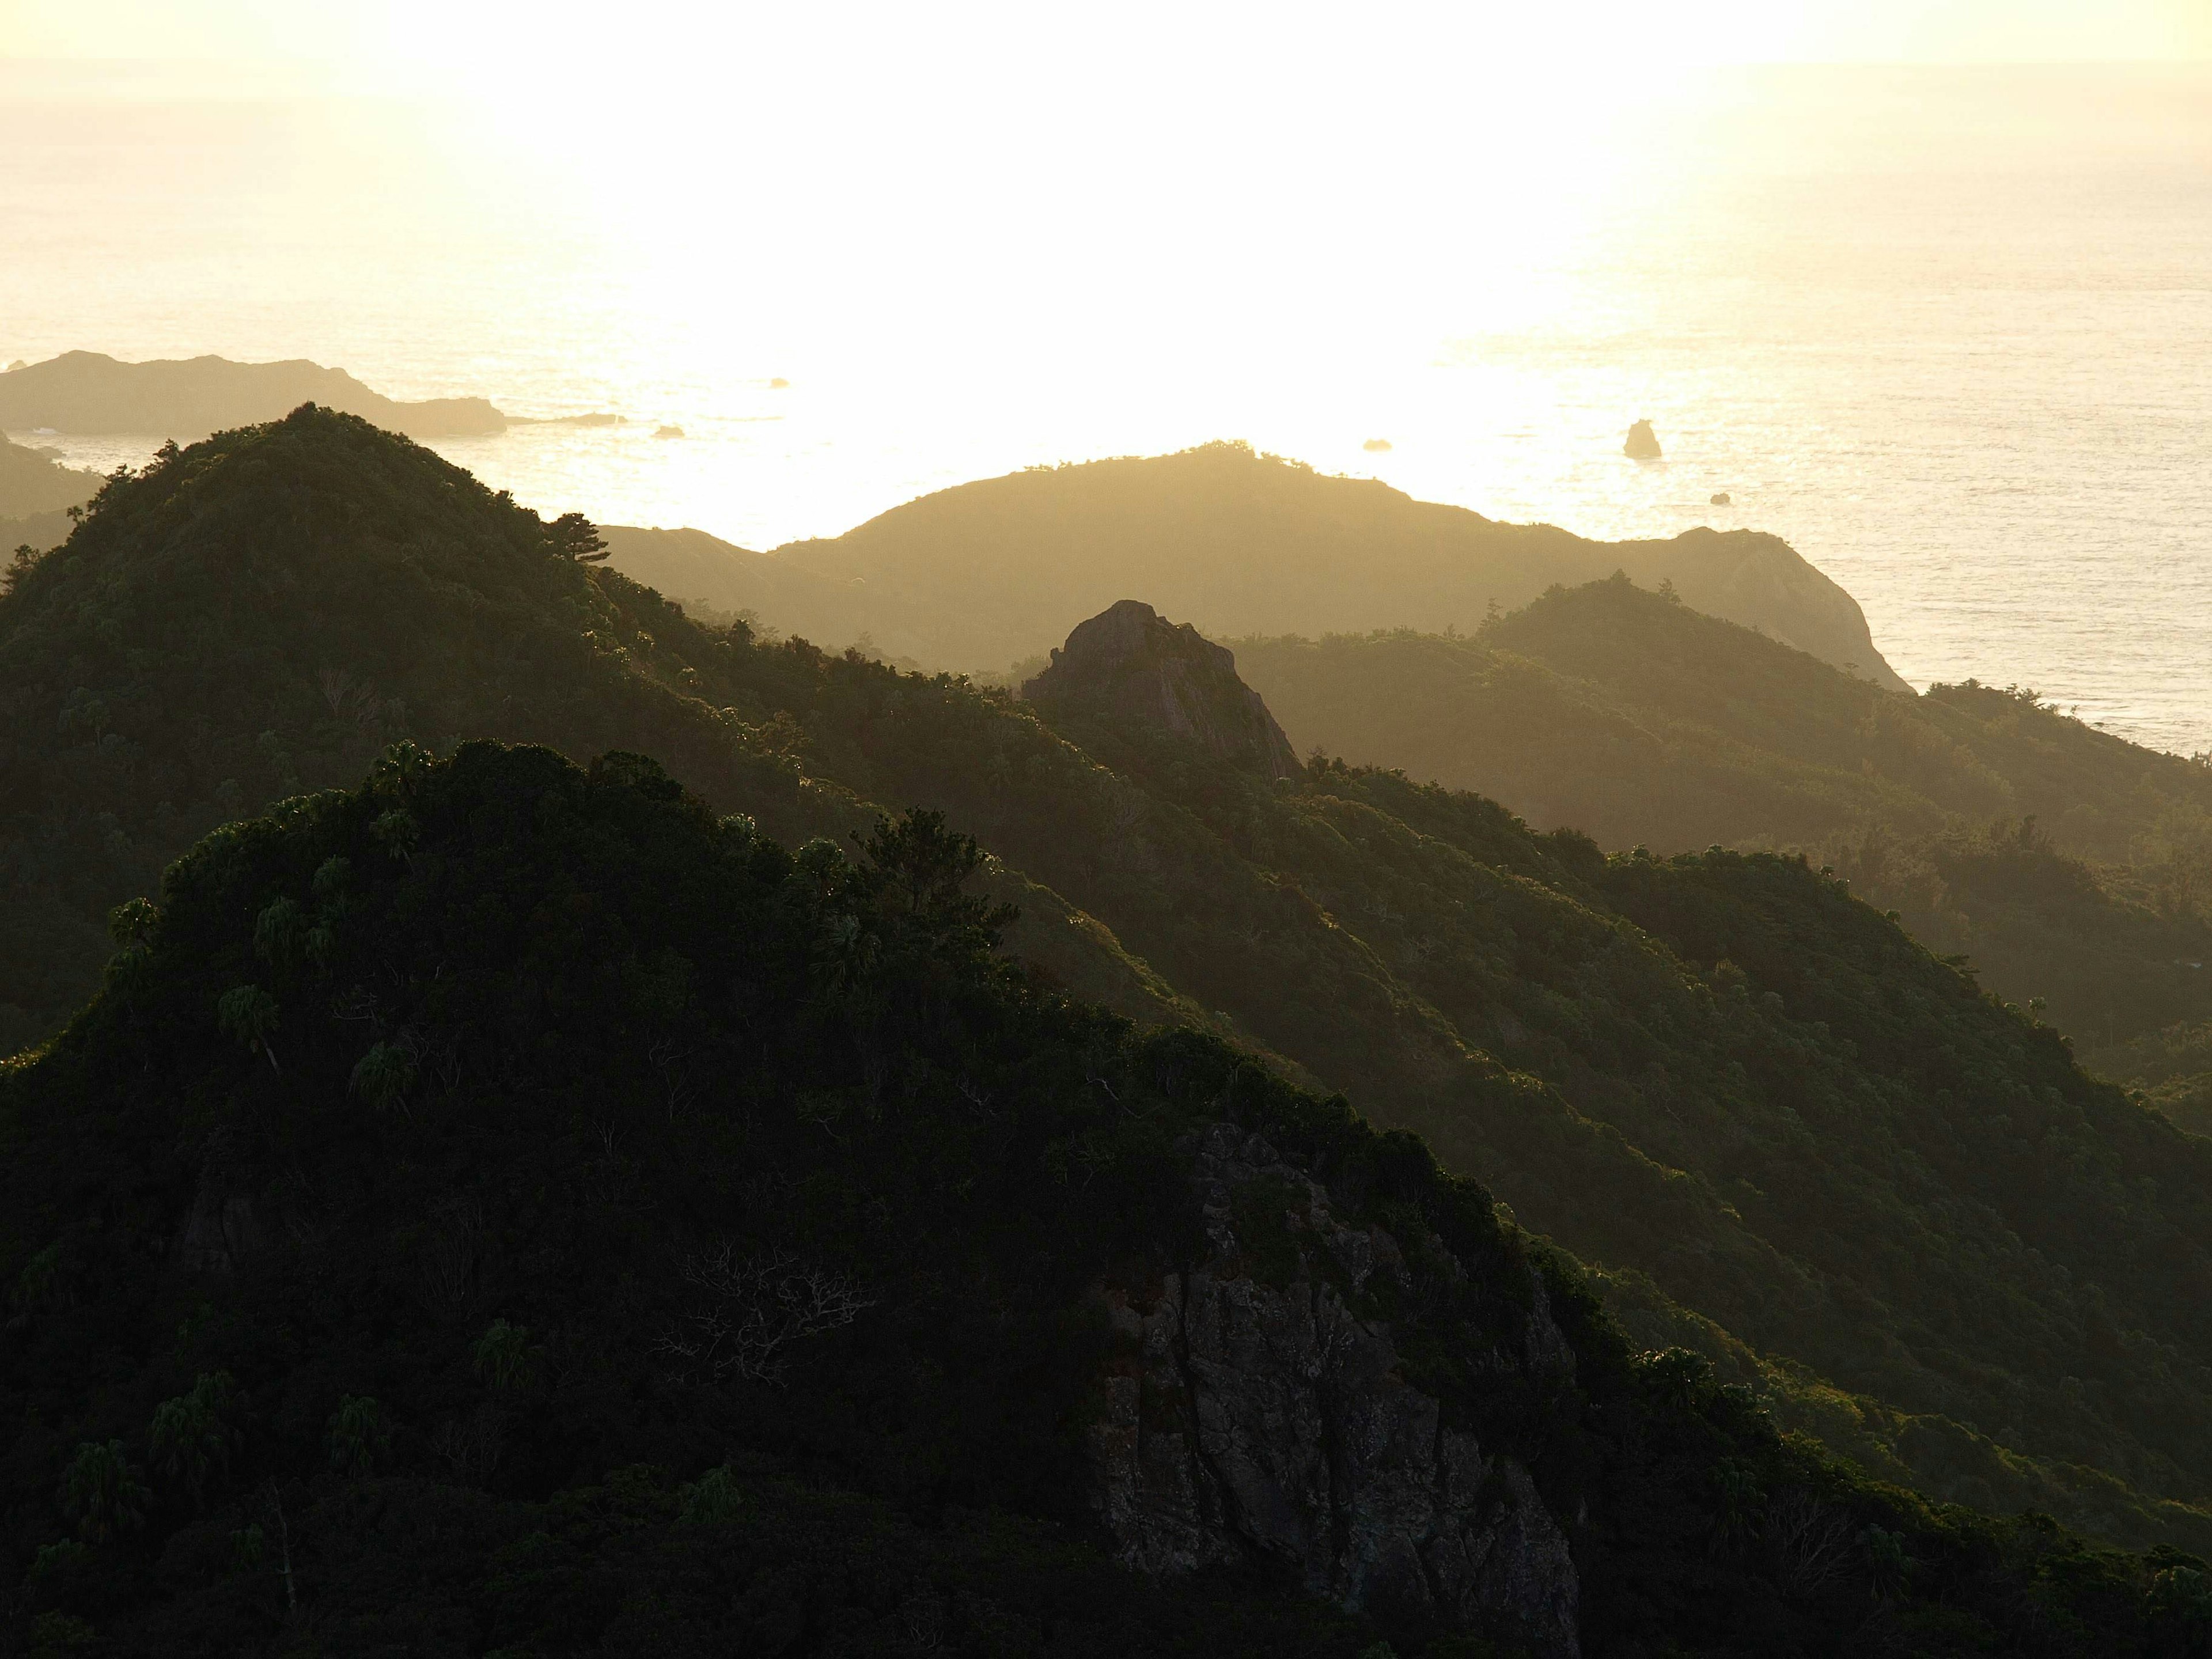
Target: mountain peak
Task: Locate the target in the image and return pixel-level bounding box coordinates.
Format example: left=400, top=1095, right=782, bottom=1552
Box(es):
left=1022, top=599, right=1300, bottom=779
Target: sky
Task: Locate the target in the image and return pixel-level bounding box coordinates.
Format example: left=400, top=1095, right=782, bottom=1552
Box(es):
left=3, top=0, right=2206, bottom=398
left=3, top=0, right=2210, bottom=86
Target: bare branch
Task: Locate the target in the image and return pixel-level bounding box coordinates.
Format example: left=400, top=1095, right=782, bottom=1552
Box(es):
left=655, top=1245, right=873, bottom=1386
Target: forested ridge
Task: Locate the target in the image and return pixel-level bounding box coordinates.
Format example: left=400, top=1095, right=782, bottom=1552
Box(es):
left=10, top=409, right=2212, bottom=1652
left=1234, top=579, right=2212, bottom=1077
left=7, top=740, right=2212, bottom=1658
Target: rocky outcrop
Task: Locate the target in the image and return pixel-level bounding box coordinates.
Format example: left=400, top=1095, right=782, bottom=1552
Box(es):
left=176, top=1130, right=264, bottom=1275
left=0, top=352, right=506, bottom=440
left=1089, top=1124, right=1581, bottom=1658
left=1623, top=419, right=1662, bottom=460
left=1022, top=600, right=1301, bottom=779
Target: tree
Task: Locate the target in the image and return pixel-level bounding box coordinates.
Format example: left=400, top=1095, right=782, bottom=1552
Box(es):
left=472, top=1319, right=539, bottom=1393
left=326, top=1395, right=391, bottom=1480
left=150, top=1372, right=238, bottom=1505
left=217, top=984, right=281, bottom=1071
left=858, top=808, right=1016, bottom=946
left=59, top=1442, right=149, bottom=1544
left=548, top=510, right=608, bottom=563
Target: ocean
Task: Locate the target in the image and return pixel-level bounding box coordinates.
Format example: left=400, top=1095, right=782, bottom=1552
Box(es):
left=5, top=61, right=2210, bottom=751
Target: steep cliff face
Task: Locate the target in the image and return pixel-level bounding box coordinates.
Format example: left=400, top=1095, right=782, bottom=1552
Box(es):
left=1023, top=599, right=1302, bottom=779
left=1090, top=1124, right=1582, bottom=1659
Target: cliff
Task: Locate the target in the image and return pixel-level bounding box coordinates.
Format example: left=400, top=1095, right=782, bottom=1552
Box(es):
left=0, top=350, right=506, bottom=440
left=1093, top=1123, right=1580, bottom=1658
left=1022, top=599, right=1301, bottom=779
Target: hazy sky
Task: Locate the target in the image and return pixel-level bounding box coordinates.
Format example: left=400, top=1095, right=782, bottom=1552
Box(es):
left=5, top=0, right=2210, bottom=83
left=5, top=0, right=2206, bottom=398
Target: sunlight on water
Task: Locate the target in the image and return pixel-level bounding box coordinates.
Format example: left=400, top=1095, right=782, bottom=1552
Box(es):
left=5, top=64, right=2210, bottom=749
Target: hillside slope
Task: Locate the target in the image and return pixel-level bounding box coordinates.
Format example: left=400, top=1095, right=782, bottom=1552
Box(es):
left=10, top=741, right=2196, bottom=1656
left=0, top=434, right=101, bottom=520
left=740, top=442, right=1909, bottom=687
left=0, top=407, right=1218, bottom=1059
left=1233, top=578, right=2212, bottom=1056
left=11, top=409, right=2212, bottom=1556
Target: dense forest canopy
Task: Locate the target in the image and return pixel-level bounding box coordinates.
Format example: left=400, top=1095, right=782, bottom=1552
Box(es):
left=1232, top=579, right=2212, bottom=1072
left=6, top=739, right=2211, bottom=1657
left=12, top=407, right=2212, bottom=1611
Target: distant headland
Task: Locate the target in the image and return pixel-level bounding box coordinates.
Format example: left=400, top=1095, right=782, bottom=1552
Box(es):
left=0, top=350, right=510, bottom=441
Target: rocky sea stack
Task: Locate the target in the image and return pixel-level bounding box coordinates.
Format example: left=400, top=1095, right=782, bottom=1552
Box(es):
left=1022, top=599, right=1301, bottom=779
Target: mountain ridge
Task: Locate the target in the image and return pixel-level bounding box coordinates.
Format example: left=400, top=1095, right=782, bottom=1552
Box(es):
left=599, top=442, right=1908, bottom=690
left=1228, top=579, right=2212, bottom=1066
left=9, top=407, right=2212, bottom=1567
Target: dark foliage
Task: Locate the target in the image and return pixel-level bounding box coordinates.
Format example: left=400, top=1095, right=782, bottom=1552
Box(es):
left=3, top=743, right=2208, bottom=1657
left=9, top=408, right=2212, bottom=1567
left=1232, top=578, right=2212, bottom=1059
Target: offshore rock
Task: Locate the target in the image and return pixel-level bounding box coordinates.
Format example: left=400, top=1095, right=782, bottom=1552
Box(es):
left=1088, top=1124, right=1581, bottom=1658
left=1023, top=600, right=1301, bottom=779
left=1623, top=419, right=1662, bottom=460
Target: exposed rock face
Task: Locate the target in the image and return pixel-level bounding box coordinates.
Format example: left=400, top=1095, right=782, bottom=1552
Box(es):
left=1023, top=600, right=1301, bottom=779
left=1624, top=419, right=1662, bottom=459
left=1089, top=1124, right=1581, bottom=1659
left=177, top=1130, right=264, bottom=1275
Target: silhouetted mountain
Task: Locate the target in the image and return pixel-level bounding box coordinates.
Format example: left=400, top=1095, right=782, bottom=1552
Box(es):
left=14, top=408, right=2212, bottom=1571
left=757, top=441, right=1909, bottom=690
left=0, top=351, right=506, bottom=439
left=1231, top=577, right=2212, bottom=1063
left=596, top=522, right=903, bottom=648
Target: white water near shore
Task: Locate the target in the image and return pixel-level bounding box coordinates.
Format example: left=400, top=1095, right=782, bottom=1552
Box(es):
left=5, top=63, right=2209, bottom=748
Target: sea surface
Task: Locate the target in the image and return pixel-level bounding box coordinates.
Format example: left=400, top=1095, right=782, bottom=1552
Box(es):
left=4, top=62, right=2210, bottom=750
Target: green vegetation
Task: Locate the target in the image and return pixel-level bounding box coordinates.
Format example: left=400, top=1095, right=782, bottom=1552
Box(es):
left=14, top=408, right=2212, bottom=1638
left=1233, top=577, right=2212, bottom=1063
left=6, top=739, right=2210, bottom=1656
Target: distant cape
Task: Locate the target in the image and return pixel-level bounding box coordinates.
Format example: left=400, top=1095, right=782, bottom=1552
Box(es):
left=0, top=351, right=507, bottom=440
